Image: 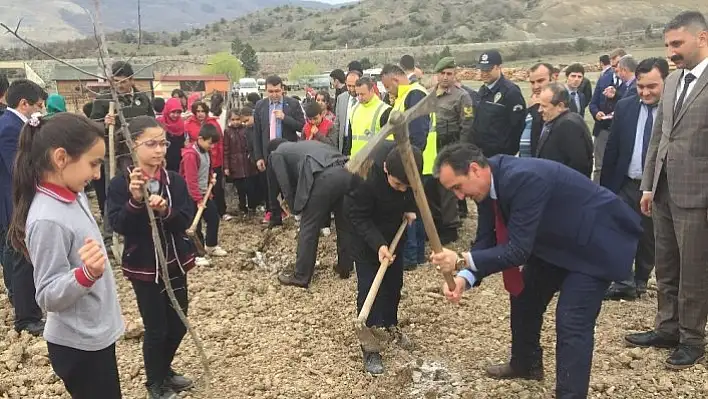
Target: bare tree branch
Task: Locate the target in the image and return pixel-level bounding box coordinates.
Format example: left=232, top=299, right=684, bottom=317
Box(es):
left=137, top=0, right=142, bottom=49
left=91, top=0, right=212, bottom=391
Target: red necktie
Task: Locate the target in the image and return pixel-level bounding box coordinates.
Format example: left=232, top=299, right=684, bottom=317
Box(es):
left=492, top=200, right=524, bottom=296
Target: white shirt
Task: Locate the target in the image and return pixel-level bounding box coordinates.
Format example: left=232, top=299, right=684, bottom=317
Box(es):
left=676, top=56, right=708, bottom=106
left=628, top=101, right=657, bottom=179
left=6, top=107, right=28, bottom=123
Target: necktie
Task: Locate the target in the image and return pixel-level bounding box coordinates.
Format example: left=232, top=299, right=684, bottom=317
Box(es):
left=641, top=103, right=657, bottom=168
left=492, top=200, right=524, bottom=296
left=570, top=92, right=579, bottom=112
left=269, top=104, right=277, bottom=140
left=674, top=73, right=697, bottom=121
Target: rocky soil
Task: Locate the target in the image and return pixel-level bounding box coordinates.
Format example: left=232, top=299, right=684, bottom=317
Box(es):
left=2, top=201, right=708, bottom=399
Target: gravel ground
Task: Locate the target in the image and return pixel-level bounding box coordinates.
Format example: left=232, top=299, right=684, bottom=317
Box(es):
left=1, top=201, right=708, bottom=399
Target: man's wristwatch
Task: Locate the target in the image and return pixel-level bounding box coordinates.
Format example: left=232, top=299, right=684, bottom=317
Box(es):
left=455, top=252, right=467, bottom=271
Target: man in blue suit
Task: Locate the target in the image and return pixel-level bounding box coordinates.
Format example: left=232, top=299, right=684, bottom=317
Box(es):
left=590, top=48, right=627, bottom=183
left=0, top=74, right=8, bottom=115
left=430, top=143, right=642, bottom=399
left=601, top=57, right=669, bottom=300
left=0, top=79, right=46, bottom=335
left=564, top=62, right=588, bottom=116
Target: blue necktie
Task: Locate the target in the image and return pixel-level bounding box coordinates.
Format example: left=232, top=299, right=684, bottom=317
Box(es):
left=641, top=104, right=656, bottom=168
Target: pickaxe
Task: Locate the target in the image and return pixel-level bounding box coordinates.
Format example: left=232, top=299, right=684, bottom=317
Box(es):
left=346, top=88, right=457, bottom=292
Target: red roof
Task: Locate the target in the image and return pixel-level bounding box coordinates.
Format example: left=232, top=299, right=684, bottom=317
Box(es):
left=157, top=75, right=229, bottom=82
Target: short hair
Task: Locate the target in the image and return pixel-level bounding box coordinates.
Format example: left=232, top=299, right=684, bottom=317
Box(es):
left=355, top=76, right=375, bottom=90
left=198, top=124, right=220, bottom=142
left=304, top=101, right=323, bottom=119
left=190, top=100, right=208, bottom=115
left=153, top=97, right=165, bottom=113
left=111, top=61, right=134, bottom=78
left=664, top=11, right=708, bottom=34
left=346, top=70, right=362, bottom=80
left=565, top=63, right=585, bottom=77
left=400, top=55, right=415, bottom=71
left=636, top=57, right=670, bottom=80
left=609, top=48, right=627, bottom=59
left=552, top=66, right=561, bottom=75
left=545, top=83, right=571, bottom=108
left=348, top=61, right=363, bottom=74
left=599, top=55, right=611, bottom=65
left=210, top=92, right=224, bottom=117
left=267, top=138, right=287, bottom=154
left=618, top=55, right=638, bottom=73
left=381, top=64, right=406, bottom=78
left=385, top=145, right=422, bottom=185
left=0, top=74, right=8, bottom=98
left=6, top=79, right=48, bottom=109
left=329, top=69, right=346, bottom=84
left=239, top=106, right=254, bottom=117
left=265, top=75, right=283, bottom=88
left=171, top=88, right=186, bottom=99
left=246, top=92, right=261, bottom=105
left=433, top=143, right=488, bottom=178
left=529, top=63, right=554, bottom=78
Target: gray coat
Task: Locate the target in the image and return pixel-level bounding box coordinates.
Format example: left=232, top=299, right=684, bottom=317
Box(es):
left=332, top=92, right=354, bottom=153
left=268, top=141, right=348, bottom=214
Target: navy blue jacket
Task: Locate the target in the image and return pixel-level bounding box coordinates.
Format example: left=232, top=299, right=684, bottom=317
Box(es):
left=403, top=88, right=431, bottom=151
left=589, top=68, right=618, bottom=135
left=0, top=110, right=24, bottom=229
left=600, top=95, right=643, bottom=193
left=470, top=156, right=642, bottom=283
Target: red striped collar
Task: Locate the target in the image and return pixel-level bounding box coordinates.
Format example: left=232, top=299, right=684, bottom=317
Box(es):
left=37, top=182, right=78, bottom=203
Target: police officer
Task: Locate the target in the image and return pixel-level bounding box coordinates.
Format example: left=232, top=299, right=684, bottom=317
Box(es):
left=428, top=56, right=474, bottom=242
left=470, top=50, right=527, bottom=157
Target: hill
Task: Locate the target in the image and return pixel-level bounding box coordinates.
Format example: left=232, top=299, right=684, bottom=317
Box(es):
left=0, top=0, right=331, bottom=44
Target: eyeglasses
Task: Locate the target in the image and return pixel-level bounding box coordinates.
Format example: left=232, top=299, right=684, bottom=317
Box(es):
left=137, top=139, right=171, bottom=149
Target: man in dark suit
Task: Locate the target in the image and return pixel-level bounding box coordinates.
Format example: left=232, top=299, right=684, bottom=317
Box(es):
left=252, top=75, right=305, bottom=223
left=0, top=79, right=46, bottom=336
left=564, top=63, right=588, bottom=116
left=578, top=76, right=593, bottom=111
left=589, top=48, right=628, bottom=182
left=0, top=74, right=8, bottom=115
left=525, top=62, right=555, bottom=157
left=610, top=55, right=639, bottom=100
left=536, top=83, right=593, bottom=177
left=430, top=144, right=642, bottom=399
left=600, top=58, right=669, bottom=300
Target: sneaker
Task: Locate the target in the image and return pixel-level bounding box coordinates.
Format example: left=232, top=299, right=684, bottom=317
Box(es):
left=206, top=246, right=228, bottom=257
left=222, top=214, right=234, bottom=221
left=262, top=211, right=272, bottom=224
left=195, top=257, right=211, bottom=267
left=320, top=227, right=331, bottom=237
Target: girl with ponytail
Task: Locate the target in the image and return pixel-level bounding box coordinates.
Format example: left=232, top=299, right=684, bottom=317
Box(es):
left=8, top=112, right=124, bottom=399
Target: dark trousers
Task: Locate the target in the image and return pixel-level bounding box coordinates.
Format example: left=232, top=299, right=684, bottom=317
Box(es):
left=233, top=175, right=259, bottom=211
left=509, top=258, right=609, bottom=399
left=47, top=342, right=121, bottom=399
left=0, top=229, right=42, bottom=330
left=93, top=165, right=107, bottom=216
left=213, top=167, right=227, bottom=216
left=424, top=177, right=460, bottom=244
left=614, top=177, right=655, bottom=288
left=196, top=199, right=220, bottom=247
left=342, top=135, right=352, bottom=156
left=403, top=175, right=430, bottom=266
left=131, top=274, right=188, bottom=386
left=292, top=168, right=353, bottom=284
left=165, top=134, right=185, bottom=172
left=356, top=253, right=403, bottom=328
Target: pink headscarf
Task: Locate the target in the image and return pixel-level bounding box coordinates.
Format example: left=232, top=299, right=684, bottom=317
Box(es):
left=157, top=98, right=185, bottom=136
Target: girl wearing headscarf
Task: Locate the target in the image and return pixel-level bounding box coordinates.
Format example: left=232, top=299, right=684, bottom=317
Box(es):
left=157, top=97, right=186, bottom=171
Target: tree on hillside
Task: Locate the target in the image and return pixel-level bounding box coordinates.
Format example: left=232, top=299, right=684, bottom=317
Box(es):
left=241, top=44, right=260, bottom=76
left=289, top=60, right=318, bottom=82
left=231, top=37, right=244, bottom=55
left=203, top=52, right=245, bottom=81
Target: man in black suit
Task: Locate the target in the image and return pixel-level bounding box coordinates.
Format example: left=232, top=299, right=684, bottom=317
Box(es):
left=526, top=62, right=556, bottom=156
left=564, top=63, right=588, bottom=116
left=600, top=57, right=669, bottom=300
left=252, top=75, right=305, bottom=223
left=535, top=83, right=593, bottom=177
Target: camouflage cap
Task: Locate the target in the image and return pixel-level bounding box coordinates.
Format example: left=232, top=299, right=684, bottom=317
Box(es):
left=434, top=57, right=456, bottom=73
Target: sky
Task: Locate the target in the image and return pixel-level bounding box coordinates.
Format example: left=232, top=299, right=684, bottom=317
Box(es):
left=321, top=0, right=355, bottom=3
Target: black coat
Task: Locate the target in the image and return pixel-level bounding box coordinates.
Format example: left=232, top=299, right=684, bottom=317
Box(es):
left=252, top=96, right=305, bottom=162
left=535, top=111, right=593, bottom=178
left=345, top=141, right=417, bottom=260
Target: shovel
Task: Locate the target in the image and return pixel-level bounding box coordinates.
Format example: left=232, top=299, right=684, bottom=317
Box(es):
left=354, top=218, right=408, bottom=352
left=186, top=174, right=217, bottom=257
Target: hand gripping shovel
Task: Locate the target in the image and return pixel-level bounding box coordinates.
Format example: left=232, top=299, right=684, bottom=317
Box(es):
left=354, top=218, right=408, bottom=352
left=186, top=173, right=216, bottom=257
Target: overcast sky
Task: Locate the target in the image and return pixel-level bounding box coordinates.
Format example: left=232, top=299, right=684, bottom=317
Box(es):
left=321, top=0, right=355, bottom=3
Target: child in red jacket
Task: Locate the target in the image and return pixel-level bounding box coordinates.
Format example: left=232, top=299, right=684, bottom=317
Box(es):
left=302, top=102, right=336, bottom=147
left=179, top=124, right=227, bottom=266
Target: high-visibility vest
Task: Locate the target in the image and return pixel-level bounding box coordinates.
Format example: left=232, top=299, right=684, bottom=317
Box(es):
left=349, top=96, right=391, bottom=156
left=390, top=82, right=437, bottom=175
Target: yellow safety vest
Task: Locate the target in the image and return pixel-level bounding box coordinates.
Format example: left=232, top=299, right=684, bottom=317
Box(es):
left=349, top=96, right=391, bottom=156
left=390, top=82, right=437, bottom=175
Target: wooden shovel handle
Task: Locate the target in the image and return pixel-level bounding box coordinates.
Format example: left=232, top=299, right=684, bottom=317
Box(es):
left=357, top=219, right=408, bottom=323
left=187, top=173, right=217, bottom=234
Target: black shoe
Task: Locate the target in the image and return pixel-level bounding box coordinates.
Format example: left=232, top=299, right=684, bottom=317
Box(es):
left=439, top=229, right=459, bottom=245
left=277, top=272, right=308, bottom=288
left=485, top=362, right=544, bottom=381
left=403, top=262, right=419, bottom=271
left=665, top=344, right=705, bottom=370
left=604, top=285, right=638, bottom=301
left=363, top=351, right=384, bottom=375
left=625, top=331, right=679, bottom=349
left=146, top=383, right=177, bottom=399
left=636, top=281, right=648, bottom=295
left=334, top=264, right=351, bottom=279
left=164, top=369, right=193, bottom=392
left=267, top=218, right=283, bottom=228
left=16, top=320, right=45, bottom=337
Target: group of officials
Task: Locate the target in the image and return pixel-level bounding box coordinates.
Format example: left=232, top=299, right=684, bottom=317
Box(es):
left=260, top=10, right=708, bottom=399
